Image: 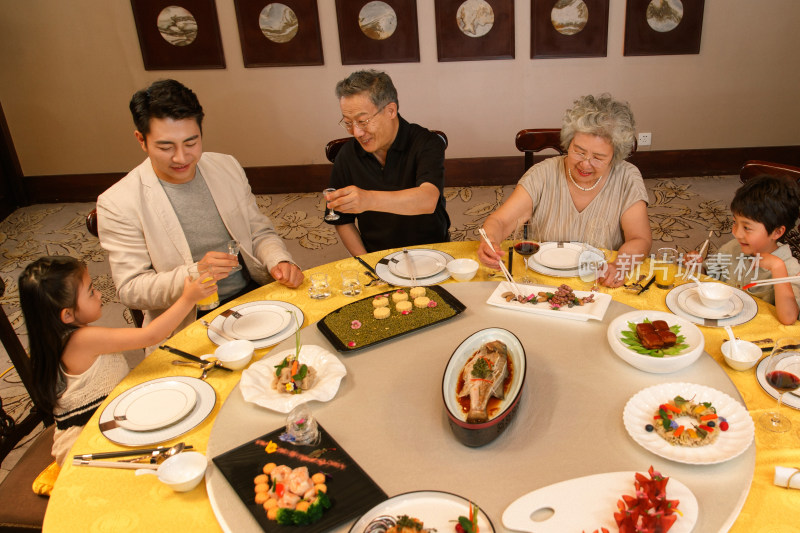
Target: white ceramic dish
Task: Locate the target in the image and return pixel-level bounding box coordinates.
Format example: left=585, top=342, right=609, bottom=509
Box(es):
left=622, top=382, right=754, bottom=464
left=207, top=300, right=304, bottom=348
left=526, top=243, right=604, bottom=278
left=721, top=339, right=763, bottom=371
left=100, top=377, right=215, bottom=446
left=375, top=249, right=454, bottom=286
left=137, top=451, right=207, bottom=492
left=696, top=282, right=735, bottom=309
left=502, top=471, right=698, bottom=533
left=446, top=258, right=479, bottom=281
left=606, top=310, right=705, bottom=374
left=677, top=286, right=744, bottom=319
left=666, top=283, right=758, bottom=328
left=225, top=305, right=290, bottom=341
left=239, top=345, right=347, bottom=413
left=486, top=281, right=612, bottom=322
left=349, top=491, right=494, bottom=533
left=112, top=380, right=197, bottom=432
left=388, top=249, right=447, bottom=279
left=213, top=339, right=255, bottom=370
left=532, top=242, right=584, bottom=270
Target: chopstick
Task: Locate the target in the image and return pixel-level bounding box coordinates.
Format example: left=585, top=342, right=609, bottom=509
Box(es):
left=73, top=445, right=194, bottom=461
left=72, top=459, right=159, bottom=470
left=478, top=228, right=523, bottom=297
left=201, top=320, right=235, bottom=341
left=159, top=345, right=232, bottom=371
left=742, top=275, right=800, bottom=291
left=697, top=230, right=713, bottom=258
left=402, top=248, right=417, bottom=285
left=354, top=255, right=378, bottom=277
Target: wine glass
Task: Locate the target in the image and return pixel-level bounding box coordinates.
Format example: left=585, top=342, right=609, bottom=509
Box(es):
left=227, top=239, right=241, bottom=273
left=580, top=218, right=610, bottom=291
left=759, top=337, right=800, bottom=433
left=513, top=219, right=540, bottom=284
left=323, top=188, right=340, bottom=222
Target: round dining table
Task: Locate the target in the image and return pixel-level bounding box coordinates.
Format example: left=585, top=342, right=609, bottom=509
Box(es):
left=42, top=242, right=800, bottom=533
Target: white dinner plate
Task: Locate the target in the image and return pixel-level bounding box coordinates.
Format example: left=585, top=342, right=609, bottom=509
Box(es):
left=502, top=471, right=698, bottom=533
left=387, top=249, right=447, bottom=279
left=622, top=382, right=754, bottom=465
left=375, top=249, right=454, bottom=287
left=756, top=356, right=800, bottom=409
left=99, top=376, right=215, bottom=446
left=239, top=344, right=347, bottom=413
left=207, top=300, right=304, bottom=348
left=677, top=286, right=744, bottom=319
left=486, top=281, right=612, bottom=322
left=526, top=243, right=604, bottom=278
left=533, top=242, right=584, bottom=270
left=112, top=380, right=197, bottom=432
left=349, top=491, right=494, bottom=533
left=665, top=283, right=758, bottom=328
left=221, top=304, right=291, bottom=341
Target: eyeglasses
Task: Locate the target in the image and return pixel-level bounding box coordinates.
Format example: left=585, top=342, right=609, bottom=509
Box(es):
left=338, top=105, right=386, bottom=132
left=568, top=147, right=611, bottom=168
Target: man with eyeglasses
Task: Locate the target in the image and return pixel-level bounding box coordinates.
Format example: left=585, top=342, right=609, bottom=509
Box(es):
left=324, top=70, right=450, bottom=255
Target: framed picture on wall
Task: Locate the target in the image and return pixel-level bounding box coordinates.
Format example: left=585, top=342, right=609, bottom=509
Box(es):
left=434, top=0, right=514, bottom=62
left=233, top=0, right=324, bottom=67
left=623, top=0, right=705, bottom=56
left=334, top=0, right=420, bottom=65
left=130, top=0, right=226, bottom=70
left=531, top=0, right=609, bottom=59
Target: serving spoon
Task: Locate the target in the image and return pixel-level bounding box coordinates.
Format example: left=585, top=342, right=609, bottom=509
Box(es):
left=724, top=325, right=739, bottom=359
left=687, top=275, right=713, bottom=298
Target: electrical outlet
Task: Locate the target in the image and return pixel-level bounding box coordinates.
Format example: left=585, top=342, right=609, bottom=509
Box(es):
left=637, top=132, right=652, bottom=147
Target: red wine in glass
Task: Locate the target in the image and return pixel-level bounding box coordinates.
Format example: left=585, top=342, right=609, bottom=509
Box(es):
left=514, top=241, right=539, bottom=256
left=766, top=370, right=800, bottom=393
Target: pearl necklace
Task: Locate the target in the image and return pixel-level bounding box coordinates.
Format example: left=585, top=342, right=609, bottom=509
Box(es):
left=568, top=167, right=603, bottom=192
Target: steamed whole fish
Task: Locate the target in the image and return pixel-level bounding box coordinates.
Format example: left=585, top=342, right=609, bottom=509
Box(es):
left=456, top=340, right=509, bottom=424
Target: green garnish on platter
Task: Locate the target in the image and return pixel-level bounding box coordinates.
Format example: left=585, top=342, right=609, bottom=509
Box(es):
left=620, top=319, right=689, bottom=357
left=471, top=357, right=492, bottom=379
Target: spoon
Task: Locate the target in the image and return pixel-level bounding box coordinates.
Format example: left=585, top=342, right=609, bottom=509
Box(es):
left=724, top=325, right=739, bottom=359
left=150, top=442, right=185, bottom=464
left=687, top=275, right=712, bottom=297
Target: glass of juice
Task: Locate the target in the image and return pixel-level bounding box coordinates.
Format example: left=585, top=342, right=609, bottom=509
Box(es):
left=653, top=248, right=678, bottom=289
left=188, top=263, right=220, bottom=310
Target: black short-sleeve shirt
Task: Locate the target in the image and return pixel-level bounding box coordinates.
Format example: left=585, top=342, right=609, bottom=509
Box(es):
left=326, top=115, right=450, bottom=253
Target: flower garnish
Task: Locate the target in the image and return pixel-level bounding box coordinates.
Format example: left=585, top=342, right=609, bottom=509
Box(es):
left=265, top=440, right=278, bottom=453
left=347, top=341, right=356, bottom=348
left=351, top=320, right=362, bottom=329
left=401, top=310, right=411, bottom=315
left=427, top=300, right=438, bottom=308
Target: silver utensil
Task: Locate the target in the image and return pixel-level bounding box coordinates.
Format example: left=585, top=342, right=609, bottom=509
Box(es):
left=74, top=444, right=194, bottom=462
left=201, top=319, right=235, bottom=341
left=402, top=248, right=417, bottom=285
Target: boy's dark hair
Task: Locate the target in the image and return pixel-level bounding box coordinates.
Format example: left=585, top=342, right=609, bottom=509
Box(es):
left=731, top=174, right=800, bottom=235
left=129, top=79, right=204, bottom=140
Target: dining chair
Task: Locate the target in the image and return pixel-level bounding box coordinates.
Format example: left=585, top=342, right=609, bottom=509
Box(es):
left=739, top=160, right=800, bottom=262
left=85, top=208, right=144, bottom=328
left=515, top=128, right=564, bottom=172
left=325, top=130, right=448, bottom=163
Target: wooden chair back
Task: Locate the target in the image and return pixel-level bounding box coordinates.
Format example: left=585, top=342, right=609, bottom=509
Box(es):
left=739, top=160, right=800, bottom=262
left=515, top=129, right=565, bottom=171
left=325, top=130, right=448, bottom=163
left=85, top=208, right=144, bottom=328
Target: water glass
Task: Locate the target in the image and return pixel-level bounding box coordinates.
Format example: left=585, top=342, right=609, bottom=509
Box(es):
left=188, top=263, right=220, bottom=310
left=341, top=270, right=363, bottom=297
left=227, top=240, right=241, bottom=273
left=308, top=273, right=331, bottom=299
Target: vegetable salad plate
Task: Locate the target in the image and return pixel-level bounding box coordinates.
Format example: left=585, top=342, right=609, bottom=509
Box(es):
left=375, top=249, right=454, bottom=286
left=486, top=281, right=611, bottom=322
left=349, top=491, right=494, bottom=533
left=527, top=242, right=604, bottom=278
left=207, top=301, right=304, bottom=349
left=622, top=382, right=754, bottom=464
left=502, top=471, right=697, bottom=533
left=665, top=283, right=757, bottom=327
left=212, top=424, right=387, bottom=533
left=99, top=376, right=215, bottom=446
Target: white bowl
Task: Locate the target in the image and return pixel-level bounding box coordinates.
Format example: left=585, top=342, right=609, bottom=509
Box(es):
left=214, top=339, right=255, bottom=370
left=696, top=282, right=734, bottom=309
left=607, top=310, right=705, bottom=374
left=721, top=339, right=762, bottom=371
left=447, top=258, right=479, bottom=281
left=157, top=451, right=207, bottom=492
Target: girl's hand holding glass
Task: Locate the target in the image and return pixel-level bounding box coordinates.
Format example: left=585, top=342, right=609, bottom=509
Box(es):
left=183, top=273, right=218, bottom=305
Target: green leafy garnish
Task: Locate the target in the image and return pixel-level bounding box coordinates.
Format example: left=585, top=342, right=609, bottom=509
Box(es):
left=274, top=357, right=290, bottom=377
left=674, top=396, right=688, bottom=406
left=619, top=319, right=689, bottom=357
left=471, top=357, right=492, bottom=379
left=275, top=491, right=331, bottom=525
left=396, top=516, right=424, bottom=530
left=293, top=363, right=308, bottom=381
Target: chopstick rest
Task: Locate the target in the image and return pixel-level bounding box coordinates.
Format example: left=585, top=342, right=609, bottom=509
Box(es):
left=775, top=466, right=800, bottom=489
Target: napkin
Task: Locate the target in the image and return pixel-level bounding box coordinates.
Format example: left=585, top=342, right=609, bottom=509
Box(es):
left=774, top=466, right=800, bottom=489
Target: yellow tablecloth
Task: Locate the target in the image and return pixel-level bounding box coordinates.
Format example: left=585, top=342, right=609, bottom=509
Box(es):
left=43, top=242, right=800, bottom=532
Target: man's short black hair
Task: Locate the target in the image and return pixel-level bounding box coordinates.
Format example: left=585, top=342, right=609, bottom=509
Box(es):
left=129, top=79, right=204, bottom=139
left=731, top=174, right=800, bottom=235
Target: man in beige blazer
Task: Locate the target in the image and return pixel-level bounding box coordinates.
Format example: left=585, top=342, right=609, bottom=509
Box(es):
left=97, top=79, right=302, bottom=337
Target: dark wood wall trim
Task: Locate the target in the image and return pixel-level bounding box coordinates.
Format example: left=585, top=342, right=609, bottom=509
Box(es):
left=22, top=145, right=800, bottom=204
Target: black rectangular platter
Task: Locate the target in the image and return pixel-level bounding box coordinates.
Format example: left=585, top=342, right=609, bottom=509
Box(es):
left=212, top=424, right=387, bottom=533
left=316, top=285, right=467, bottom=352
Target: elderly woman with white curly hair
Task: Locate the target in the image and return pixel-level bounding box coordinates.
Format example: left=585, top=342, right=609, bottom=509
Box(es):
left=478, top=94, right=652, bottom=287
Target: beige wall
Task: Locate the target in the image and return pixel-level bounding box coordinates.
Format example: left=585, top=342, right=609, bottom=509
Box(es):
left=1, top=0, right=799, bottom=177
